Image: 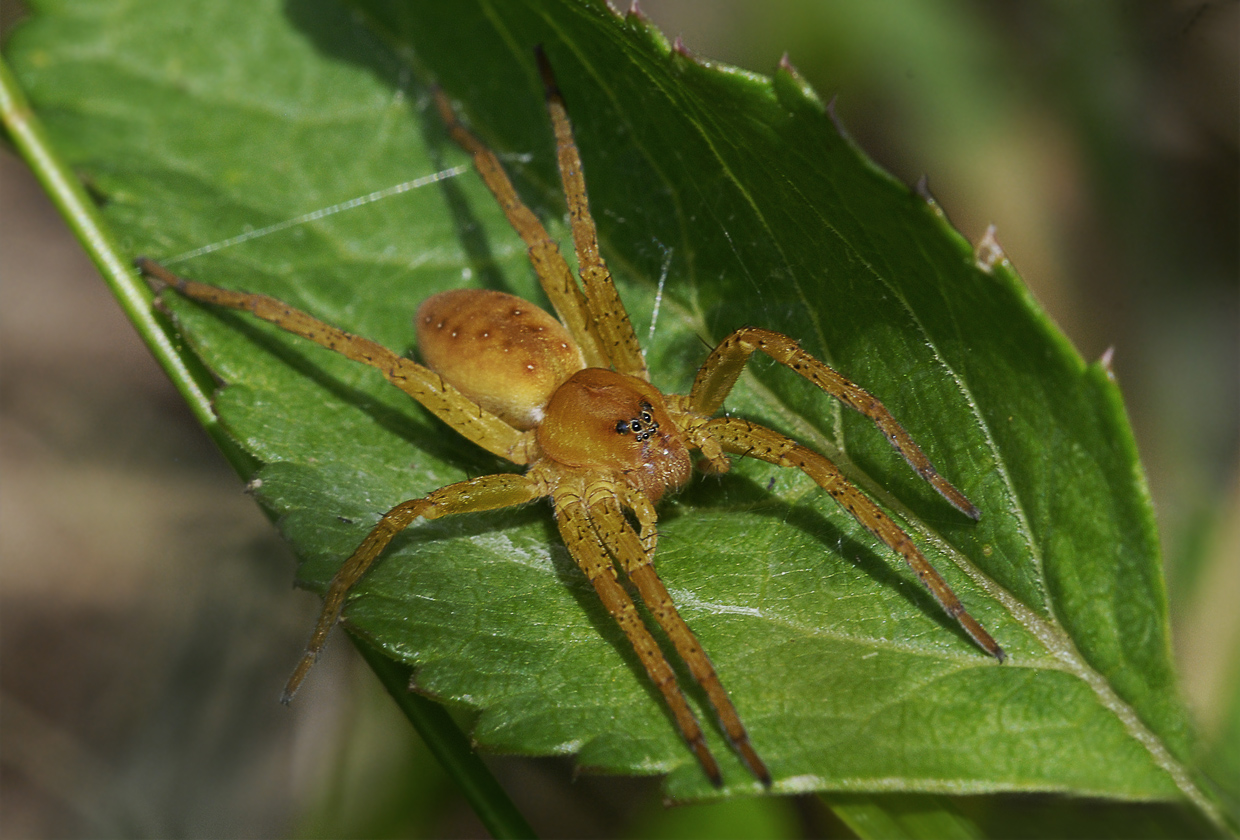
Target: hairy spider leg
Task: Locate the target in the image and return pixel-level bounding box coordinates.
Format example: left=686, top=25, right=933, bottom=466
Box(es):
left=534, top=47, right=649, bottom=381
left=135, top=258, right=534, bottom=464
left=432, top=91, right=609, bottom=371
left=697, top=416, right=1005, bottom=662
left=586, top=481, right=772, bottom=786
left=553, top=478, right=724, bottom=786
left=690, top=327, right=981, bottom=520
left=434, top=53, right=649, bottom=381
left=283, top=473, right=545, bottom=701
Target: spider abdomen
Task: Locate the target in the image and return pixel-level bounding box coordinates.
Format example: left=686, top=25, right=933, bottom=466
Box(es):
left=416, top=289, right=585, bottom=430
left=538, top=368, right=692, bottom=503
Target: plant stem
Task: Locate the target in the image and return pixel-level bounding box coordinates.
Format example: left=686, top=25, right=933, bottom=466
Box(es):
left=355, top=635, right=538, bottom=839
left=0, top=53, right=228, bottom=448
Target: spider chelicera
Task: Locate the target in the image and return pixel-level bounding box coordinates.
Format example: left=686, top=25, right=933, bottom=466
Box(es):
left=137, top=49, right=1004, bottom=788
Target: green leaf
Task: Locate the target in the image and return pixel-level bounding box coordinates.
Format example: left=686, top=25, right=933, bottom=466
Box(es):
left=828, top=793, right=985, bottom=840
left=5, top=0, right=1221, bottom=822
left=828, top=793, right=1220, bottom=840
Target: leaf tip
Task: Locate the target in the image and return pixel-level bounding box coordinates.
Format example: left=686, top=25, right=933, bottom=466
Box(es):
left=623, top=0, right=672, bottom=54
left=625, top=0, right=648, bottom=23
left=1099, top=346, right=1117, bottom=381
left=773, top=52, right=823, bottom=110
left=777, top=51, right=796, bottom=75
left=973, top=224, right=1007, bottom=273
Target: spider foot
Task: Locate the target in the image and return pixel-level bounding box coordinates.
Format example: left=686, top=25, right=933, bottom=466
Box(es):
left=687, top=736, right=723, bottom=788
left=280, top=649, right=319, bottom=704
left=738, top=741, right=772, bottom=788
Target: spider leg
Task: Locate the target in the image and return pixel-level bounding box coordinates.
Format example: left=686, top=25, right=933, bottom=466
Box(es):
left=284, top=472, right=544, bottom=702
left=689, top=327, right=980, bottom=519
left=535, top=48, right=649, bottom=381
left=553, top=480, right=724, bottom=786
left=431, top=89, right=609, bottom=370
left=136, top=258, right=534, bottom=464
left=699, top=416, right=1004, bottom=662
left=588, top=483, right=772, bottom=787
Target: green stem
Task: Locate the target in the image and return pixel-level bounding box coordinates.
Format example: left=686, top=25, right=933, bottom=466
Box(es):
left=0, top=53, right=225, bottom=446
left=354, top=635, right=538, bottom=839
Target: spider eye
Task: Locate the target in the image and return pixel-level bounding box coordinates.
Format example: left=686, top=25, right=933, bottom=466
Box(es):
left=614, top=402, right=659, bottom=442
left=638, top=402, right=655, bottom=426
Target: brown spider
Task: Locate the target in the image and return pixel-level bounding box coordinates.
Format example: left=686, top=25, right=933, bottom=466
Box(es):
left=137, top=49, right=1003, bottom=788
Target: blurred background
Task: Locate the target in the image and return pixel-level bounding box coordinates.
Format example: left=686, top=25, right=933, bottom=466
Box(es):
left=2, top=0, right=1236, bottom=836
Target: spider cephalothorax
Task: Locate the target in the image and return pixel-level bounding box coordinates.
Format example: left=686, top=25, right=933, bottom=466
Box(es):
left=539, top=368, right=692, bottom=503
left=137, top=47, right=1002, bottom=788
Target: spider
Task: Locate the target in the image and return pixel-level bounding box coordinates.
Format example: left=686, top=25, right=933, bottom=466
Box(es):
left=137, top=48, right=1004, bottom=789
